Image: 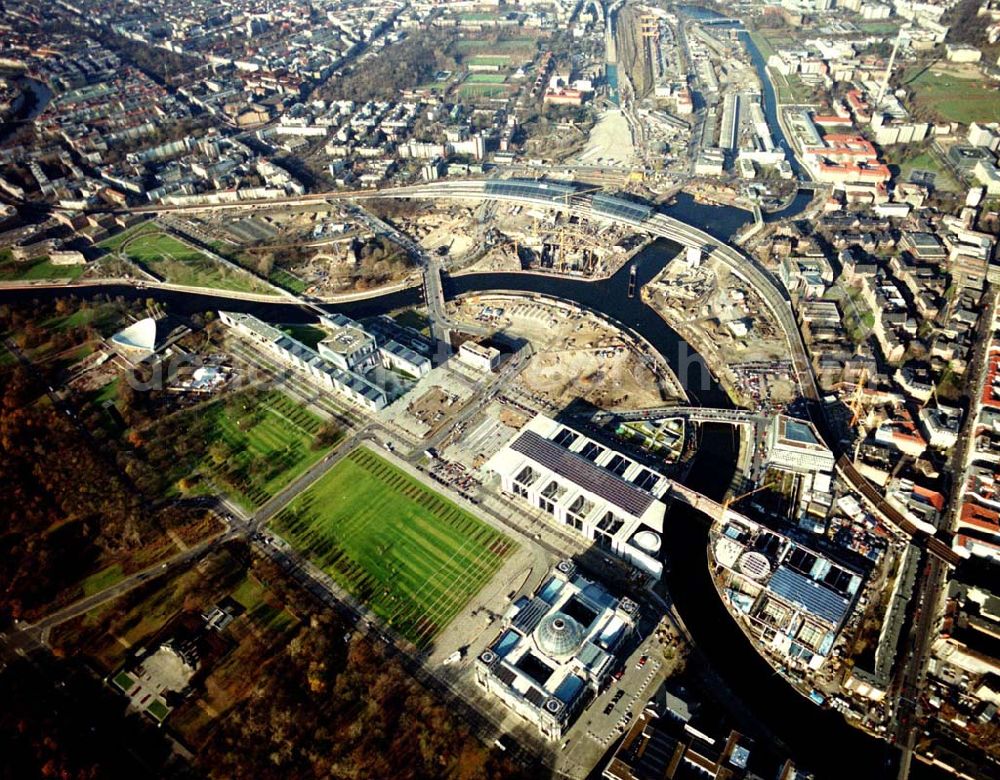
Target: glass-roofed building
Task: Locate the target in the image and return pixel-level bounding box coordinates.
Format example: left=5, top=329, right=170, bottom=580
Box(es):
left=765, top=414, right=835, bottom=475
left=710, top=514, right=865, bottom=670
left=475, top=559, right=639, bottom=740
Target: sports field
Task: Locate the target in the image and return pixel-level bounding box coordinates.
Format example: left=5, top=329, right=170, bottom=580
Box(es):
left=467, top=72, right=506, bottom=84
left=454, top=38, right=537, bottom=52
left=273, top=447, right=516, bottom=647
left=108, top=225, right=275, bottom=295
left=468, top=55, right=510, bottom=67
left=459, top=83, right=510, bottom=99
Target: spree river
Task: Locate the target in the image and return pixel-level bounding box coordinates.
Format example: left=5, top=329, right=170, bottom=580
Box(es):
left=0, top=236, right=908, bottom=778
left=0, top=35, right=920, bottom=773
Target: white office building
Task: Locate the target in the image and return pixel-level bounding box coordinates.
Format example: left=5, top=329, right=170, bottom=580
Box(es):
left=487, top=414, right=668, bottom=579
left=317, top=313, right=379, bottom=372
left=458, top=340, right=501, bottom=372
left=219, top=311, right=388, bottom=410
left=765, top=415, right=835, bottom=475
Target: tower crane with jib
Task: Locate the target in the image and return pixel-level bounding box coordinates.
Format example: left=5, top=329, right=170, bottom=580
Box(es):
left=723, top=481, right=777, bottom=513
left=848, top=367, right=869, bottom=429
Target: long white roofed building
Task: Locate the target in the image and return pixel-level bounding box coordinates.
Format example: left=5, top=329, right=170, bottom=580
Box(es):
left=219, top=311, right=388, bottom=410
left=486, top=414, right=668, bottom=579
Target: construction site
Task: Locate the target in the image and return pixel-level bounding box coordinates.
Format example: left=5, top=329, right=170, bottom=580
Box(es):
left=642, top=251, right=796, bottom=407
left=456, top=199, right=649, bottom=278
left=147, top=206, right=418, bottom=297
left=377, top=200, right=483, bottom=259
left=450, top=292, right=683, bottom=412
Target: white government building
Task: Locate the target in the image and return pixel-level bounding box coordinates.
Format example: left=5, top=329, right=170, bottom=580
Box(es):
left=219, top=311, right=388, bottom=410
left=764, top=414, right=835, bottom=475
left=219, top=310, right=433, bottom=411
left=487, top=414, right=668, bottom=580
left=475, top=559, right=639, bottom=740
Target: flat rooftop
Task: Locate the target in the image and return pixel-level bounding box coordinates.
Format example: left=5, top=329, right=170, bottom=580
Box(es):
left=319, top=325, right=372, bottom=355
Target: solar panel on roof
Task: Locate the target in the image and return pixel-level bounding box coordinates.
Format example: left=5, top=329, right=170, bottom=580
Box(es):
left=512, top=596, right=549, bottom=633
left=769, top=565, right=850, bottom=625
left=511, top=431, right=654, bottom=517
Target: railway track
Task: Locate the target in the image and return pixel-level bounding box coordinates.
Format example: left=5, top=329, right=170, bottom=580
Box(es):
left=836, top=455, right=961, bottom=567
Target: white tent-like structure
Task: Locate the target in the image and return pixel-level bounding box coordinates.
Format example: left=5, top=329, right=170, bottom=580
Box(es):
left=111, top=317, right=158, bottom=356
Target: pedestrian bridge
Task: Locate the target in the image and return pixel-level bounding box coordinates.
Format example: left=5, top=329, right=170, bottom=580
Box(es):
left=581, top=405, right=768, bottom=427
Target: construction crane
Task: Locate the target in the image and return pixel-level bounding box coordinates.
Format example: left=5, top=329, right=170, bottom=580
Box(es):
left=723, top=481, right=776, bottom=512
left=556, top=225, right=606, bottom=273
left=848, top=367, right=869, bottom=428
left=560, top=184, right=604, bottom=206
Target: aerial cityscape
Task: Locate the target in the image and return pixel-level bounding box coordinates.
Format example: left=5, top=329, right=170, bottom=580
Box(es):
left=2, top=0, right=1000, bottom=778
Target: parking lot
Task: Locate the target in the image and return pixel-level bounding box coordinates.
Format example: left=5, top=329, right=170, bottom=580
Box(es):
left=555, top=633, right=671, bottom=775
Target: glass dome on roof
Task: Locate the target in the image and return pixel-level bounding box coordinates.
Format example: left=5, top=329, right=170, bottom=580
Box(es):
left=536, top=612, right=585, bottom=657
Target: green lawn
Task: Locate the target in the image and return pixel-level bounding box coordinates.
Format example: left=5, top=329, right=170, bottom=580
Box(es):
left=147, top=700, right=169, bottom=721
left=392, top=308, right=431, bottom=335
left=775, top=73, right=816, bottom=105
left=93, top=377, right=121, bottom=405
left=273, top=447, right=515, bottom=647
left=467, top=72, right=507, bottom=83
left=112, top=671, right=135, bottom=691
left=97, top=221, right=156, bottom=252
left=896, top=149, right=961, bottom=192
left=459, top=83, right=510, bottom=99
left=185, top=391, right=333, bottom=509
left=0, top=257, right=86, bottom=282
left=82, top=564, right=124, bottom=597
left=231, top=576, right=267, bottom=611
left=748, top=30, right=779, bottom=61
left=114, top=228, right=276, bottom=295
left=269, top=268, right=307, bottom=294
left=858, top=21, right=900, bottom=34
left=42, top=302, right=127, bottom=335
left=281, top=323, right=327, bottom=349
left=468, top=55, right=510, bottom=67
left=903, top=67, right=1000, bottom=125
left=454, top=38, right=537, bottom=52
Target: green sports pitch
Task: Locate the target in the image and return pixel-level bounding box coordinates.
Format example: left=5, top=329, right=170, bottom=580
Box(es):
left=273, top=447, right=516, bottom=647
left=466, top=72, right=507, bottom=84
